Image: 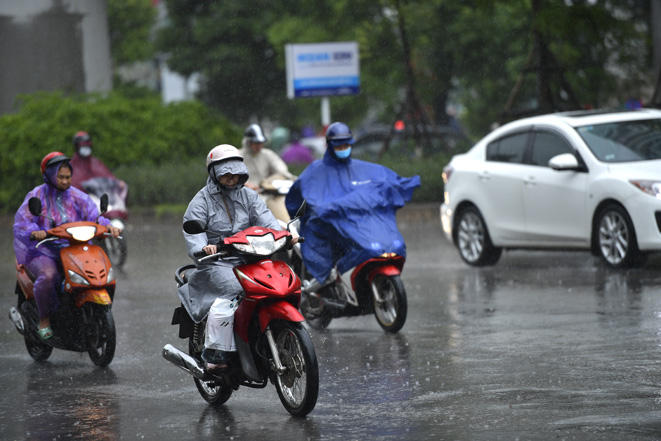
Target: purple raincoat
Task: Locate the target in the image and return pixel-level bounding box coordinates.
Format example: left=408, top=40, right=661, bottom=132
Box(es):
left=14, top=171, right=110, bottom=266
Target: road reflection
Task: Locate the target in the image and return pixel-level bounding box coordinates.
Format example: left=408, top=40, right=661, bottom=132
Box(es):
left=25, top=363, right=119, bottom=440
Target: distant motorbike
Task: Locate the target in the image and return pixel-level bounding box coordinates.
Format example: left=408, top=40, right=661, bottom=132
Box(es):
left=82, top=177, right=129, bottom=269
left=290, top=221, right=408, bottom=333
left=259, top=174, right=294, bottom=224
left=163, top=204, right=319, bottom=416
left=8, top=195, right=117, bottom=366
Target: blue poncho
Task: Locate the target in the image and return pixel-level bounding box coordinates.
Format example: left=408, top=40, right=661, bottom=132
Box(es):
left=285, top=148, right=420, bottom=282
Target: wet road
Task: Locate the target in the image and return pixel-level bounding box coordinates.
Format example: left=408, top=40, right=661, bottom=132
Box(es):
left=2, top=204, right=661, bottom=440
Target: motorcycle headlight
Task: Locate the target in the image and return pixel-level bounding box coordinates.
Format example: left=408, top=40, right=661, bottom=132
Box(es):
left=66, top=226, right=97, bottom=242
left=630, top=180, right=661, bottom=199
left=232, top=233, right=287, bottom=256
left=68, top=269, right=90, bottom=286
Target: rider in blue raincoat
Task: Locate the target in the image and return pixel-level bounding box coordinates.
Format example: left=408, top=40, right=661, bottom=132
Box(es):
left=285, top=122, right=420, bottom=284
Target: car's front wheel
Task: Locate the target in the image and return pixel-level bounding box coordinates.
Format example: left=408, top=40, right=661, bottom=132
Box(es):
left=595, top=204, right=645, bottom=268
left=455, top=206, right=502, bottom=266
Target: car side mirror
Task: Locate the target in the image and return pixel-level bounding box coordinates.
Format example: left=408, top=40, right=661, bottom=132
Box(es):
left=183, top=220, right=207, bottom=235
left=548, top=153, right=580, bottom=171
left=28, top=197, right=42, bottom=216
left=100, top=194, right=109, bottom=214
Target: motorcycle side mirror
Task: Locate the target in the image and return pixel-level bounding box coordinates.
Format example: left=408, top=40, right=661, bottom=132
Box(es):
left=28, top=197, right=56, bottom=228
left=294, top=200, right=307, bottom=219
left=286, top=200, right=307, bottom=230
left=100, top=194, right=109, bottom=214
left=28, top=197, right=42, bottom=216
left=183, top=220, right=207, bottom=235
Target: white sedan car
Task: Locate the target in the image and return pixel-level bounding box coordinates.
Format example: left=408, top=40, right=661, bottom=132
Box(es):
left=440, top=109, right=661, bottom=268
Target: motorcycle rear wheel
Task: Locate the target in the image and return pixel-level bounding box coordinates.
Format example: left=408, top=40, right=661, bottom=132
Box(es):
left=189, top=325, right=233, bottom=406
left=86, top=305, right=116, bottom=367
left=372, top=274, right=407, bottom=333
left=18, top=296, right=53, bottom=362
left=272, top=321, right=319, bottom=417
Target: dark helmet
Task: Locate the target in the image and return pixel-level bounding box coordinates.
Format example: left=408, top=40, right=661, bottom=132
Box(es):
left=325, top=122, right=354, bottom=148
left=40, top=151, right=70, bottom=174
left=73, top=131, right=92, bottom=150
left=244, top=124, right=268, bottom=143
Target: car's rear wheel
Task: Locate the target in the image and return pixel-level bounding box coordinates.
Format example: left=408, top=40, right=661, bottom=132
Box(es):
left=455, top=206, right=502, bottom=266
left=595, top=204, right=645, bottom=268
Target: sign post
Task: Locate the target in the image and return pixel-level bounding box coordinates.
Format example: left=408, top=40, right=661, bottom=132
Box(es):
left=286, top=41, right=360, bottom=127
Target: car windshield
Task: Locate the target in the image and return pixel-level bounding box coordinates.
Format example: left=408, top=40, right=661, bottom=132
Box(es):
left=576, top=119, right=661, bottom=163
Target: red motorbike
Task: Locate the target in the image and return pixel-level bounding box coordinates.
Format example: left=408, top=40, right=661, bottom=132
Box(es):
left=8, top=195, right=117, bottom=366
left=162, top=207, right=319, bottom=417
left=290, top=222, right=408, bottom=333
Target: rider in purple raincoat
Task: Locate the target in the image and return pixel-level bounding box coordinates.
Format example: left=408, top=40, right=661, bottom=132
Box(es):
left=13, top=152, right=120, bottom=340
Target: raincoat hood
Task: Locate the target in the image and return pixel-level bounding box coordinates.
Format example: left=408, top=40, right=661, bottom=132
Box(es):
left=210, top=159, right=249, bottom=188
left=43, top=161, right=72, bottom=190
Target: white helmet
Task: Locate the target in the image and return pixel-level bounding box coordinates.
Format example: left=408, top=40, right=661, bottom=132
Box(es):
left=206, top=144, right=243, bottom=171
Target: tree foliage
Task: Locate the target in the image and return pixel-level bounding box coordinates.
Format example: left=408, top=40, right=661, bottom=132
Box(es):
left=156, top=0, right=654, bottom=139
left=107, top=0, right=158, bottom=65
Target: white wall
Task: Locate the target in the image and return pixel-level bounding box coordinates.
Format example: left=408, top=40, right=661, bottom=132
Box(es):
left=0, top=0, right=112, bottom=114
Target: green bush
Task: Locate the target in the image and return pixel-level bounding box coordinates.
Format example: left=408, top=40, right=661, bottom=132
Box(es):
left=0, top=90, right=451, bottom=215
left=0, top=91, right=241, bottom=213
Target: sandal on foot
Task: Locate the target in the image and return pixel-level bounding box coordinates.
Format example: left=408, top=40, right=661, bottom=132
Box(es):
left=38, top=327, right=53, bottom=340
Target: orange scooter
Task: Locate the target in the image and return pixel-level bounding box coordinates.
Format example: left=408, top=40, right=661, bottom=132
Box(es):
left=8, top=195, right=117, bottom=366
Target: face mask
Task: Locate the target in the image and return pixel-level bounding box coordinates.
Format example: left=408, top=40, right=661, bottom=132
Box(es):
left=335, top=147, right=351, bottom=159
left=79, top=146, right=92, bottom=157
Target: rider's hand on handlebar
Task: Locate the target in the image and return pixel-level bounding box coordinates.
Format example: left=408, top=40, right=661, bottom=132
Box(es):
left=30, top=230, right=47, bottom=240
left=203, top=244, right=218, bottom=255
left=108, top=226, right=122, bottom=238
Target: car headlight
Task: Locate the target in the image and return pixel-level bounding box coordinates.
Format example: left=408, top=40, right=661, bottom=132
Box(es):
left=68, top=269, right=90, bottom=285
left=66, top=226, right=97, bottom=241
left=630, top=180, right=661, bottom=199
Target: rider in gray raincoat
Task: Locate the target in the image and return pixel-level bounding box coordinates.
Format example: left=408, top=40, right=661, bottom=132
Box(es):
left=177, top=144, right=281, bottom=371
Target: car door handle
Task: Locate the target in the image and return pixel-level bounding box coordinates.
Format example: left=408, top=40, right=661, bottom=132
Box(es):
left=478, top=171, right=490, bottom=180
left=524, top=176, right=536, bottom=186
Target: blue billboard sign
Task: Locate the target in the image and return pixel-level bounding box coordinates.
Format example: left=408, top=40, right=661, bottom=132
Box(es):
left=286, top=42, right=360, bottom=99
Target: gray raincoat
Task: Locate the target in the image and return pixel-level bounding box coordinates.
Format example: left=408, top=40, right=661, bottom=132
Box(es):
left=177, top=159, right=281, bottom=323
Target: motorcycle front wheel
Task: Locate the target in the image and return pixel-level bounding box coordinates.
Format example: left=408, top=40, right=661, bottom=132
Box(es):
left=293, top=255, right=333, bottom=330
left=102, top=236, right=127, bottom=269
left=86, top=305, right=116, bottom=367
left=272, top=321, right=319, bottom=417
left=189, top=324, right=233, bottom=406
left=372, top=274, right=407, bottom=333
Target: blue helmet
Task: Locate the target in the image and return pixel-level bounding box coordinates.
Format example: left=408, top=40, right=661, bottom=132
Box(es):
left=325, top=122, right=355, bottom=148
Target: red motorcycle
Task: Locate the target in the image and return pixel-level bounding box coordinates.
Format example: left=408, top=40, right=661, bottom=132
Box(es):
left=163, top=207, right=319, bottom=417
left=290, top=221, right=408, bottom=333
left=9, top=195, right=117, bottom=366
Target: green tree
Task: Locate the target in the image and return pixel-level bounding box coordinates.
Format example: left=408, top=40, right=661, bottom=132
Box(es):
left=157, top=0, right=654, bottom=140
left=107, top=0, right=158, bottom=65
